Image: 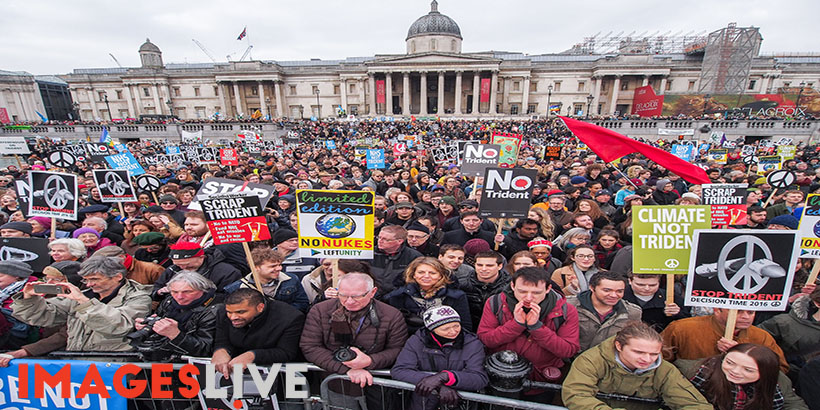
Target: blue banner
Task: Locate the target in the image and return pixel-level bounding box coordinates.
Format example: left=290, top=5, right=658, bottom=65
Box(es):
left=113, top=144, right=128, bottom=153
left=325, top=140, right=336, bottom=150
left=671, top=144, right=694, bottom=162
left=105, top=152, right=145, bottom=175
left=366, top=149, right=385, bottom=169
left=166, top=146, right=180, bottom=155
left=0, top=359, right=126, bottom=409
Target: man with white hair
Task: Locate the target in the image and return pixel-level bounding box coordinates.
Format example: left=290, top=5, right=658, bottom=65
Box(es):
left=82, top=216, right=124, bottom=246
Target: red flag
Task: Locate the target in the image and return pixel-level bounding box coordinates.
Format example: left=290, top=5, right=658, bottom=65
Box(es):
left=558, top=116, right=709, bottom=184
left=237, top=27, right=247, bottom=40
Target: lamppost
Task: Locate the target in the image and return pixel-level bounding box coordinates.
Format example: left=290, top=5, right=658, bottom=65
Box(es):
left=702, top=94, right=711, bottom=117
left=299, top=105, right=304, bottom=119
left=314, top=88, right=321, bottom=119
left=796, top=81, right=806, bottom=116
left=546, top=85, right=553, bottom=117
left=101, top=93, right=111, bottom=121
left=586, top=94, right=594, bottom=119
left=166, top=100, right=173, bottom=118
left=264, top=97, right=271, bottom=120
left=71, top=102, right=80, bottom=121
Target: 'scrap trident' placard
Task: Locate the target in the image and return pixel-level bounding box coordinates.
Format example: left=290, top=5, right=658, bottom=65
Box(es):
left=200, top=193, right=270, bottom=245
left=296, top=190, right=374, bottom=259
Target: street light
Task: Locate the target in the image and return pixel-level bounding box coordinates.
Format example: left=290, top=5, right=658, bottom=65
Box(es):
left=101, top=93, right=111, bottom=121
left=71, top=102, right=80, bottom=121
left=166, top=100, right=173, bottom=118
left=314, top=88, right=321, bottom=119
left=546, top=85, right=553, bottom=117
left=586, top=94, right=594, bottom=119
left=796, top=81, right=806, bottom=116
left=264, top=97, right=271, bottom=120
left=702, top=94, right=711, bottom=117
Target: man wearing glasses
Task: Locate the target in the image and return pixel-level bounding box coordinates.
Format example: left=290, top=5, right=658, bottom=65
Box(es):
left=405, top=221, right=439, bottom=257
left=301, top=273, right=408, bottom=409
left=370, top=225, right=422, bottom=297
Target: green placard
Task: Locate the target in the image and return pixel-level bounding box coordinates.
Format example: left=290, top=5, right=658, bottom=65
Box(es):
left=632, top=205, right=712, bottom=274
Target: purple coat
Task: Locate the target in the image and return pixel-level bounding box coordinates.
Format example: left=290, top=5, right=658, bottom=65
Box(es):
left=391, top=329, right=489, bottom=409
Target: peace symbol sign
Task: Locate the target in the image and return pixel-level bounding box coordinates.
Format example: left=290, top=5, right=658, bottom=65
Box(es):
left=135, top=175, right=161, bottom=192
left=43, top=175, right=73, bottom=209
left=199, top=149, right=214, bottom=161
left=717, top=235, right=782, bottom=294
left=104, top=172, right=127, bottom=196
left=767, top=169, right=796, bottom=189
left=742, top=155, right=759, bottom=165
left=48, top=151, right=76, bottom=168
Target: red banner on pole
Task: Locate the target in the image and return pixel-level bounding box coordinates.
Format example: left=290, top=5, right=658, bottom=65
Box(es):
left=480, top=78, right=491, bottom=103
left=376, top=80, right=386, bottom=104
left=631, top=85, right=664, bottom=117
left=220, top=148, right=239, bottom=166
left=0, top=108, right=9, bottom=124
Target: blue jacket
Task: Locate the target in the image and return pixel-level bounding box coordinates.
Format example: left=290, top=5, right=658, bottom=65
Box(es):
left=224, top=272, right=310, bottom=313
left=384, top=283, right=472, bottom=335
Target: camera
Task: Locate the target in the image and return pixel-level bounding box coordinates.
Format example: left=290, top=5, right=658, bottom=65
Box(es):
left=333, top=346, right=357, bottom=362
left=127, top=316, right=160, bottom=340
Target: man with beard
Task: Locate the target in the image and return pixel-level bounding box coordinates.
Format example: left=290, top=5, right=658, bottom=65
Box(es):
left=176, top=211, right=250, bottom=274
left=501, top=218, right=540, bottom=260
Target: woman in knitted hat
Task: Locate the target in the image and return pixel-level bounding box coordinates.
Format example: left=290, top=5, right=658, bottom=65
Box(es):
left=384, top=257, right=472, bottom=335
left=391, top=305, right=489, bottom=409
left=72, top=227, right=114, bottom=258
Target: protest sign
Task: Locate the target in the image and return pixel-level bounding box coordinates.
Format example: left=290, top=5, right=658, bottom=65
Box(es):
left=393, top=142, right=407, bottom=156
left=702, top=184, right=748, bottom=226
left=431, top=147, right=450, bottom=164
left=543, top=145, right=562, bottom=161
left=0, top=137, right=31, bottom=154
left=491, top=132, right=521, bottom=168
left=14, top=179, right=31, bottom=217
left=92, top=169, right=137, bottom=202
left=135, top=174, right=161, bottom=193
left=777, top=145, right=796, bottom=161
left=462, top=144, right=500, bottom=176
left=366, top=149, right=385, bottom=169
left=85, top=142, right=112, bottom=163
left=757, top=155, right=782, bottom=175
left=105, top=152, right=146, bottom=176
left=797, top=194, right=820, bottom=258
left=707, top=148, right=728, bottom=164
left=196, top=147, right=217, bottom=164
left=670, top=144, right=695, bottom=162
left=113, top=143, right=128, bottom=153
left=296, top=190, right=374, bottom=259
left=182, top=130, right=203, bottom=144
left=632, top=205, right=712, bottom=275
left=166, top=146, right=181, bottom=155
left=201, top=193, right=270, bottom=245
left=685, top=230, right=798, bottom=311
left=219, top=148, right=239, bottom=166
left=326, top=140, right=337, bottom=150
left=46, top=150, right=77, bottom=169
left=479, top=168, right=538, bottom=219
left=0, top=237, right=49, bottom=272
left=28, top=171, right=77, bottom=220
left=190, top=177, right=276, bottom=210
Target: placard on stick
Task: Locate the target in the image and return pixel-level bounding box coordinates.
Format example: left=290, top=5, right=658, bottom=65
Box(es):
left=200, top=193, right=270, bottom=245
left=295, top=190, right=374, bottom=259
left=702, top=184, right=748, bottom=226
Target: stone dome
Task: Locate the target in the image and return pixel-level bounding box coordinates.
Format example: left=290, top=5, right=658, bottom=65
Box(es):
left=139, top=38, right=161, bottom=53
left=406, top=1, right=462, bottom=40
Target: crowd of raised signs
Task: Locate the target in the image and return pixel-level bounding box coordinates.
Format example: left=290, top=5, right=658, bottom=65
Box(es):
left=0, top=117, right=818, bottom=410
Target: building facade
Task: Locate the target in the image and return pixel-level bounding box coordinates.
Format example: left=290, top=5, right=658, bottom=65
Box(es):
left=61, top=1, right=820, bottom=121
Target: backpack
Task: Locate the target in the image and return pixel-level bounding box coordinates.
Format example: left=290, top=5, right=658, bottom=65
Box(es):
left=489, top=293, right=567, bottom=331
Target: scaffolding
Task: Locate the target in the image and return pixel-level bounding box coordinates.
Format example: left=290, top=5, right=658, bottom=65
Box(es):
left=562, top=30, right=707, bottom=55
left=697, top=23, right=763, bottom=94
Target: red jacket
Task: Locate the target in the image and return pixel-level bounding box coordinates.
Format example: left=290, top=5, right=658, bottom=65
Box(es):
left=477, top=292, right=580, bottom=382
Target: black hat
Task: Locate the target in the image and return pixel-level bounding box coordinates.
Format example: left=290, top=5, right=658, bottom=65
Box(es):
left=80, top=204, right=110, bottom=214
left=273, top=229, right=298, bottom=246
left=395, top=201, right=414, bottom=209
left=0, top=260, right=33, bottom=278
left=406, top=221, right=430, bottom=235
left=43, top=261, right=81, bottom=279
left=458, top=199, right=479, bottom=208
left=144, top=205, right=164, bottom=213
left=159, top=194, right=178, bottom=204
left=0, top=221, right=32, bottom=235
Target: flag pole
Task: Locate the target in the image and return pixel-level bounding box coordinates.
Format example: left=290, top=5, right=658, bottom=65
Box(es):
left=608, top=162, right=640, bottom=190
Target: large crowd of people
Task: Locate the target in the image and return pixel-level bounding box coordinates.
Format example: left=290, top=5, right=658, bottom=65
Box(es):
left=0, top=117, right=817, bottom=409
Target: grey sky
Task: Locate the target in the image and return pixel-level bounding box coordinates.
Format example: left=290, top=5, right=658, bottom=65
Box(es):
left=2, top=0, right=818, bottom=75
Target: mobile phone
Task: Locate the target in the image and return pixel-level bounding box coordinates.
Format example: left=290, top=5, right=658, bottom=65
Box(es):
left=33, top=284, right=67, bottom=295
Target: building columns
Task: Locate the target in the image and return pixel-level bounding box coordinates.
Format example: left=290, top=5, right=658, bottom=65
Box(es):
left=437, top=71, right=445, bottom=115
left=489, top=71, right=499, bottom=115
left=151, top=84, right=162, bottom=115
left=521, top=76, right=531, bottom=115
left=367, top=74, right=376, bottom=115
left=274, top=81, right=285, bottom=118
left=340, top=80, right=348, bottom=114
left=642, top=75, right=650, bottom=86
left=122, top=85, right=136, bottom=118
left=402, top=72, right=410, bottom=116
left=472, top=72, right=480, bottom=114
left=592, top=76, right=602, bottom=115
left=420, top=72, right=428, bottom=115
left=609, top=75, right=621, bottom=114
left=14, top=92, right=30, bottom=121
left=216, top=83, right=228, bottom=117
left=232, top=82, right=243, bottom=117
left=658, top=77, right=668, bottom=95
left=454, top=71, right=463, bottom=115
left=88, top=88, right=101, bottom=120
left=163, top=84, right=173, bottom=115
left=131, top=85, right=143, bottom=117
left=385, top=73, right=393, bottom=115
left=258, top=81, right=267, bottom=118
left=501, top=76, right=511, bottom=114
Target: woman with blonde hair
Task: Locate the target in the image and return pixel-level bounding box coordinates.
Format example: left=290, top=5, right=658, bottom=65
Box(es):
left=528, top=207, right=556, bottom=240
left=384, top=257, right=472, bottom=335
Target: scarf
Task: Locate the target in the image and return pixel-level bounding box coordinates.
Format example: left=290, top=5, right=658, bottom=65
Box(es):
left=0, top=280, right=26, bottom=305
left=330, top=301, right=370, bottom=345
left=163, top=289, right=215, bottom=332
left=503, top=285, right=558, bottom=325
left=573, top=263, right=599, bottom=293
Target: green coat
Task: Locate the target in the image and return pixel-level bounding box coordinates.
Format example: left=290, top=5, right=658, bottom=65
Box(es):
left=11, top=280, right=152, bottom=352
left=562, top=337, right=711, bottom=410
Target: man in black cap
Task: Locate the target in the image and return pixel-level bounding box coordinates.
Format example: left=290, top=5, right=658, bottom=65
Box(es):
left=0, top=222, right=31, bottom=238
left=79, top=204, right=125, bottom=238
left=158, top=195, right=186, bottom=226
left=406, top=221, right=439, bottom=257
left=0, top=261, right=37, bottom=349
left=272, top=229, right=319, bottom=281
left=152, top=242, right=241, bottom=302
left=384, top=202, right=420, bottom=228
left=442, top=199, right=496, bottom=232
left=594, top=189, right=616, bottom=218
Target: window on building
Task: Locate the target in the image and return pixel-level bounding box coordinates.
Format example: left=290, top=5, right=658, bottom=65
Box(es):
left=119, top=110, right=129, bottom=118
left=688, top=80, right=696, bottom=91
left=251, top=87, right=258, bottom=96
left=621, top=81, right=629, bottom=91
left=195, top=107, right=206, bottom=118
left=349, top=83, right=356, bottom=93
left=784, top=82, right=791, bottom=88
left=173, top=87, right=181, bottom=97
left=116, top=90, right=123, bottom=99
left=431, top=39, right=437, bottom=50
left=574, top=103, right=584, bottom=115
left=289, top=85, right=297, bottom=95
left=553, top=82, right=561, bottom=92
left=451, top=39, right=457, bottom=51
left=530, top=81, right=538, bottom=92
left=98, top=91, right=106, bottom=101
left=513, top=81, right=520, bottom=92
left=214, top=86, right=219, bottom=96
left=748, top=80, right=757, bottom=90
left=527, top=104, right=536, bottom=114
left=510, top=104, right=519, bottom=115
left=349, top=105, right=358, bottom=115
left=334, top=85, right=340, bottom=95
left=143, top=87, right=150, bottom=97
left=194, top=87, right=201, bottom=97
left=577, top=81, right=586, bottom=92
left=666, top=80, right=672, bottom=91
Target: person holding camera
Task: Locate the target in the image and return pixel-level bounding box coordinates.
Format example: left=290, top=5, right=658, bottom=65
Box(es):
left=11, top=256, right=152, bottom=352
left=300, top=272, right=408, bottom=410
left=130, top=271, right=218, bottom=361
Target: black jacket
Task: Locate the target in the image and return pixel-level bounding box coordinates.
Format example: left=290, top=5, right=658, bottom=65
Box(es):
left=152, top=248, right=242, bottom=301
left=371, top=245, right=423, bottom=298
left=441, top=228, right=495, bottom=248
left=133, top=294, right=218, bottom=361
left=213, top=299, right=305, bottom=364
left=622, top=286, right=688, bottom=331
left=501, top=231, right=531, bottom=260
left=462, top=271, right=511, bottom=332
left=442, top=216, right=496, bottom=233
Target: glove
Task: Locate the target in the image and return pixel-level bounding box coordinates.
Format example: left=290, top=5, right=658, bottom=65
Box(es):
left=437, top=386, right=461, bottom=406
left=415, top=372, right=449, bottom=396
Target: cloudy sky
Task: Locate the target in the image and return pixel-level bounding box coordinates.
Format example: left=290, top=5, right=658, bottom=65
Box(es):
left=2, top=0, right=818, bottom=75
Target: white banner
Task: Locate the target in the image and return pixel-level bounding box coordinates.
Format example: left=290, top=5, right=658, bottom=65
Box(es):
left=181, top=130, right=203, bottom=144
left=658, top=128, right=695, bottom=136
left=0, top=137, right=30, bottom=154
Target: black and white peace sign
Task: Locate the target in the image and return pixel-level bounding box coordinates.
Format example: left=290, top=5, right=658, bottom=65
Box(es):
left=742, top=155, right=759, bottom=165
left=47, top=151, right=76, bottom=168
left=135, top=175, right=161, bottom=192
left=766, top=169, right=796, bottom=189
left=198, top=149, right=214, bottom=161
left=717, top=235, right=782, bottom=294
left=104, top=172, right=128, bottom=196
left=43, top=175, right=73, bottom=209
